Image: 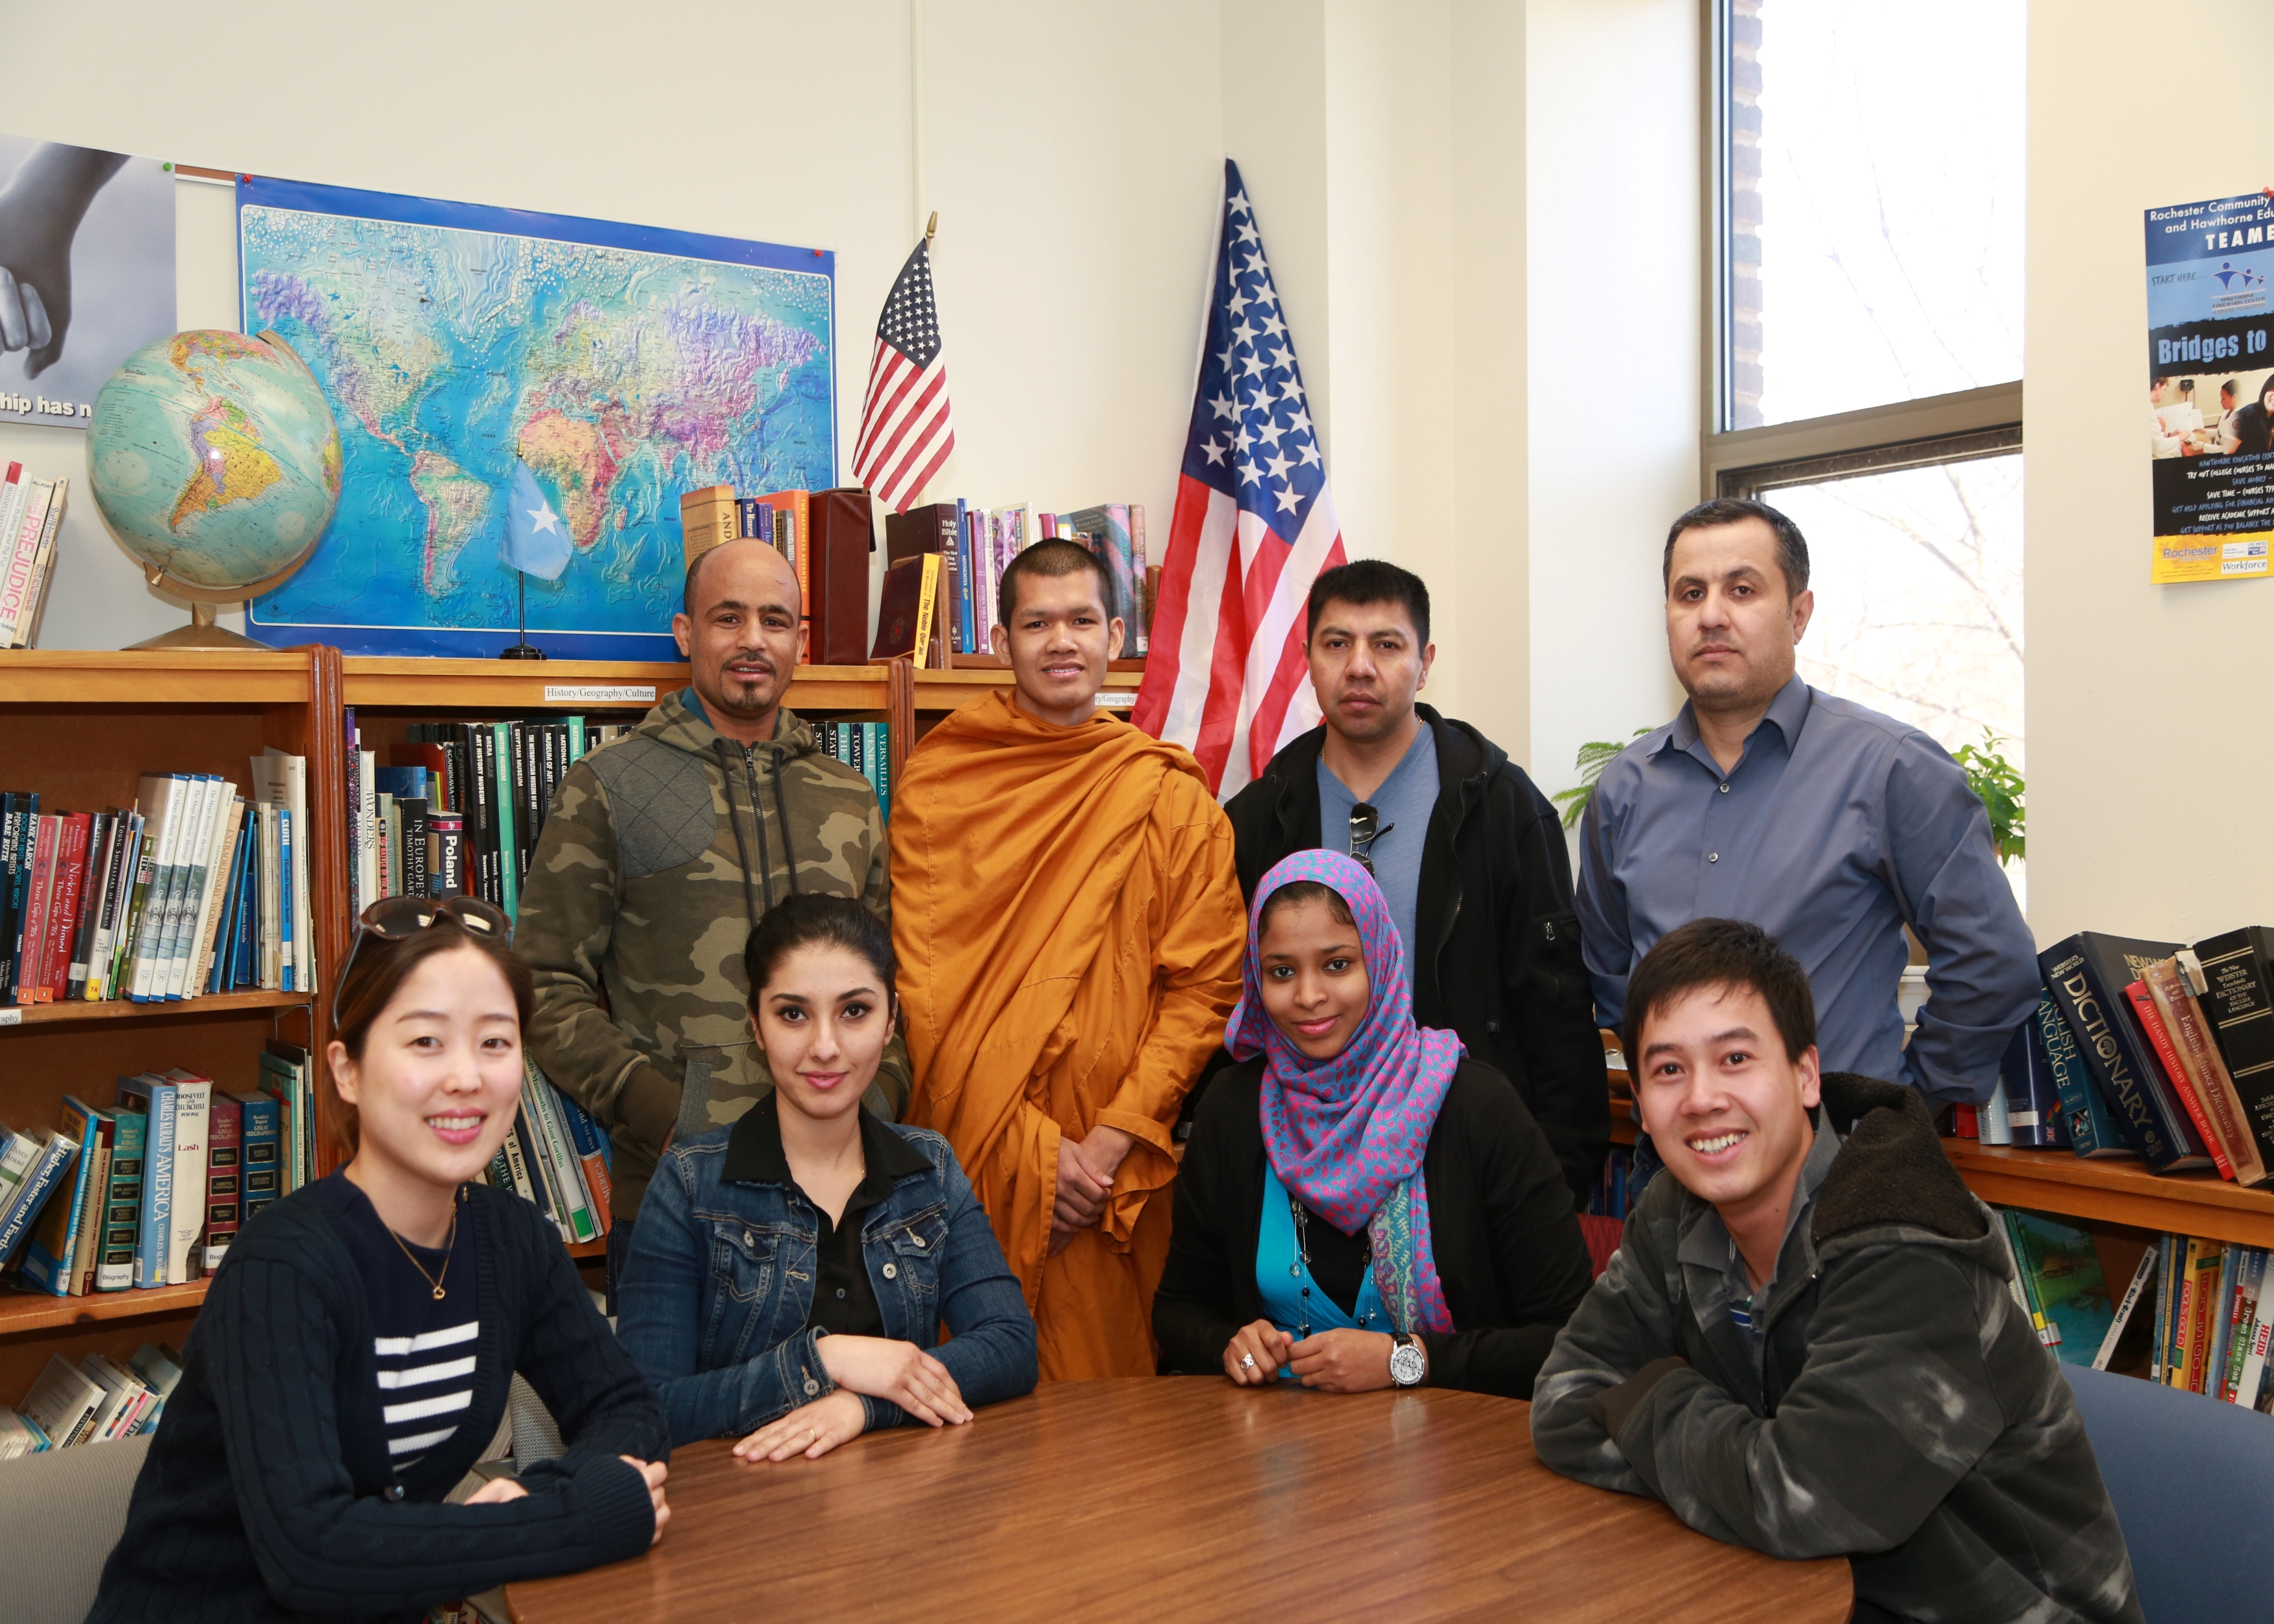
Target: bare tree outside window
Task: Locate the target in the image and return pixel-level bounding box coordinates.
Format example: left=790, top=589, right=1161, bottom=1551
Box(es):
left=1763, top=451, right=2026, bottom=904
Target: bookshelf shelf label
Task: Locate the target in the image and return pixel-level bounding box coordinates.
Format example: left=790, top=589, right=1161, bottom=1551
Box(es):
left=543, top=683, right=657, bottom=704
left=0, top=1008, right=18, bottom=1026
left=1095, top=692, right=1138, bottom=709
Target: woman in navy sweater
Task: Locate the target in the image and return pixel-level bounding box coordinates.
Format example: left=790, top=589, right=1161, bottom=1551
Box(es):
left=90, top=898, right=670, bottom=1623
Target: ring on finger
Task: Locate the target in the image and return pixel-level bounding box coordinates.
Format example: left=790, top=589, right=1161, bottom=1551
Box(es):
left=1239, top=1352, right=1257, bottom=1369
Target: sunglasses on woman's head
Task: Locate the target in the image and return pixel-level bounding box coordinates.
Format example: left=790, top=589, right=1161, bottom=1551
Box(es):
left=331, top=895, right=513, bottom=1028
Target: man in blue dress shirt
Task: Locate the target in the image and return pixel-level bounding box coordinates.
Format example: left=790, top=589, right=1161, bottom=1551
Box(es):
left=1576, top=498, right=2037, bottom=1116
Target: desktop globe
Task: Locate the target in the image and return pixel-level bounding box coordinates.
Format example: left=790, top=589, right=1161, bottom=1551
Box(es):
left=86, top=329, right=342, bottom=649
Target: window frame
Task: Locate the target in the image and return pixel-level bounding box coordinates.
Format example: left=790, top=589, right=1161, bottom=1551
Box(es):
left=1698, top=0, right=2022, bottom=498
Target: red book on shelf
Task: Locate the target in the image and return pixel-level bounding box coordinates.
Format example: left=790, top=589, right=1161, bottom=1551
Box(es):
left=1953, top=1103, right=1979, bottom=1139
left=40, top=811, right=92, bottom=1008
left=16, top=813, right=59, bottom=1002
left=2126, top=978, right=2233, bottom=1180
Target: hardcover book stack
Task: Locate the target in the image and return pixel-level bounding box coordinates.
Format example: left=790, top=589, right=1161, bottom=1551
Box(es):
left=0, top=1055, right=316, bottom=1302
left=871, top=501, right=1152, bottom=667
left=678, top=484, right=878, bottom=665
left=0, top=1342, right=181, bottom=1454
left=1958, top=929, right=2274, bottom=1186
left=0, top=460, right=68, bottom=650
left=0, top=750, right=314, bottom=1008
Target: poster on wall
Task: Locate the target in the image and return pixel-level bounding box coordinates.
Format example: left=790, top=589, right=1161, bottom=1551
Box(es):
left=2145, top=190, right=2274, bottom=583
left=237, top=177, right=835, bottom=659
left=0, top=134, right=175, bottom=427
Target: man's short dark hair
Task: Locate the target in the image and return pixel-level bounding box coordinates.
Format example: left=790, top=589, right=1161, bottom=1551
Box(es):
left=1661, top=498, right=1810, bottom=601
left=997, top=539, right=1116, bottom=628
left=1623, top=917, right=1817, bottom=1064
left=1305, top=559, right=1430, bottom=647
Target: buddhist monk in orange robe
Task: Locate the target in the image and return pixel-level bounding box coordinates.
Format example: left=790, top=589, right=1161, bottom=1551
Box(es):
left=893, top=541, right=1246, bottom=1381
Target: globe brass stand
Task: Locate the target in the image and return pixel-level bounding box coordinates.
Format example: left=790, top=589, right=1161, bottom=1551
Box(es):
left=127, top=564, right=289, bottom=651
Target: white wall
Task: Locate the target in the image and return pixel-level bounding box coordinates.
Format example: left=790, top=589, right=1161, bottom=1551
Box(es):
left=4, top=0, right=1225, bottom=655
left=5, top=0, right=1696, bottom=811
left=2025, top=1, right=2274, bottom=945
left=1524, top=0, right=1698, bottom=816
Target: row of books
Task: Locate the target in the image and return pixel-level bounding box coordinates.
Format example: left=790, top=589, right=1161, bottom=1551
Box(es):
left=484, top=1058, right=615, bottom=1243
left=875, top=501, right=1152, bottom=666
left=1, top=1343, right=181, bottom=1455
left=0, top=1047, right=320, bottom=1297
left=0, top=462, right=66, bottom=650
left=347, top=711, right=894, bottom=920
left=2151, top=1234, right=2273, bottom=1409
left=0, top=1043, right=611, bottom=1304
left=346, top=712, right=634, bottom=919
left=0, top=752, right=314, bottom=1007
left=1960, top=930, right=2274, bottom=1184
left=1982, top=1201, right=2271, bottom=1412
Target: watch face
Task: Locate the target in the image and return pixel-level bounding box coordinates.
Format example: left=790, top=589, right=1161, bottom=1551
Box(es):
left=1390, top=1341, right=1425, bottom=1386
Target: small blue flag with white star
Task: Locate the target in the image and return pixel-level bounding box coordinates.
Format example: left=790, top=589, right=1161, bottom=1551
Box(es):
left=501, top=457, right=572, bottom=581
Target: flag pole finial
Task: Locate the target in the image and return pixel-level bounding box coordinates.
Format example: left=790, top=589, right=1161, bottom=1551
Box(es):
left=925, top=210, right=938, bottom=242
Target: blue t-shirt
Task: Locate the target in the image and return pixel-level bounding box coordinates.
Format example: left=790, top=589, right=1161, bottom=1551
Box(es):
left=1316, top=724, right=1437, bottom=959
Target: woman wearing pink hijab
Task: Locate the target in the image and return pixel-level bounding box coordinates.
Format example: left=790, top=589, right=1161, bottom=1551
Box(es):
left=1155, top=850, right=1592, bottom=1395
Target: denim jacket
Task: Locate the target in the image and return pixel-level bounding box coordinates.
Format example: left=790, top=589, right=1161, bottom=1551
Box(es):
left=617, top=1098, right=1038, bottom=1445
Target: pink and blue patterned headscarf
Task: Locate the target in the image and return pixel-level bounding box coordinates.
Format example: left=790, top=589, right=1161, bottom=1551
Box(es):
left=1226, top=849, right=1462, bottom=1335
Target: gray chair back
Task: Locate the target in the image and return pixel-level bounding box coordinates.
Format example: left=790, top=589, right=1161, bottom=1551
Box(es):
left=2062, top=1364, right=2274, bottom=1620
left=0, top=1434, right=153, bottom=1624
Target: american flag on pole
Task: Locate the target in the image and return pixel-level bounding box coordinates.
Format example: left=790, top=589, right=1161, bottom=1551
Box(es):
left=851, top=234, right=955, bottom=513
left=1132, top=160, right=1345, bottom=797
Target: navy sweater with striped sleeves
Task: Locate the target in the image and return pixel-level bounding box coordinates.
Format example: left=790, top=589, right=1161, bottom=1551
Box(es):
left=90, top=1176, right=667, bottom=1623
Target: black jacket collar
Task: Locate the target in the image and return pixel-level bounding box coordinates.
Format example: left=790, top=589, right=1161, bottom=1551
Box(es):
left=1257, top=704, right=1503, bottom=835
left=1809, top=1072, right=1986, bottom=1245
left=721, top=1093, right=931, bottom=1198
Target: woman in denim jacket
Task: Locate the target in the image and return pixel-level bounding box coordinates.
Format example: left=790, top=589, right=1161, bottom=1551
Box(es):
left=617, top=894, right=1037, bottom=1458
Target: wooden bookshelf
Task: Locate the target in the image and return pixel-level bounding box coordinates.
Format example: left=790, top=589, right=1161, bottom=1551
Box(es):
left=1943, top=1142, right=2274, bottom=1250
left=0, top=647, right=346, bottom=1404
left=0, top=989, right=307, bottom=1028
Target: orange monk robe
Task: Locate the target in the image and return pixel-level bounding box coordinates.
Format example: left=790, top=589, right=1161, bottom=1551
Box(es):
left=893, top=691, right=1246, bottom=1381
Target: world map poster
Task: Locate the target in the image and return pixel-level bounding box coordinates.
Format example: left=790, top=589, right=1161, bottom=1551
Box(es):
left=238, top=177, right=834, bottom=657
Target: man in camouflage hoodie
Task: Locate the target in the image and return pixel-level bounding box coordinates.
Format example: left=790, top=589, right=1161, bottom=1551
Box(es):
left=1532, top=919, right=2140, bottom=1624
left=518, top=538, right=908, bottom=1295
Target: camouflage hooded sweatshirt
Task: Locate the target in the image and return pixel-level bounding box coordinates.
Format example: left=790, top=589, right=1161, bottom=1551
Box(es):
left=518, top=686, right=909, bottom=1222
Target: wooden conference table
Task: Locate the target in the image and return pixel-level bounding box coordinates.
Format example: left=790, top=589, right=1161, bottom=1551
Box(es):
left=506, top=1378, right=1851, bottom=1623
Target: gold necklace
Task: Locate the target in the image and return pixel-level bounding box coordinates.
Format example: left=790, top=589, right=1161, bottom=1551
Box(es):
left=387, top=1194, right=459, bottom=1300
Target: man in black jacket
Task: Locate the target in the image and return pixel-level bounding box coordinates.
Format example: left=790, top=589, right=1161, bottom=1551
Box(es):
left=1223, top=560, right=1607, bottom=1202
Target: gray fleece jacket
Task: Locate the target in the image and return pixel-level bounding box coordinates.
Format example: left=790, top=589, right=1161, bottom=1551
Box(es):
left=1530, top=1073, right=2141, bottom=1624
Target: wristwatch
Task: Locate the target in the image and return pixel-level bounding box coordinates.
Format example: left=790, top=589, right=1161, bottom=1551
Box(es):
left=1389, top=1333, right=1425, bottom=1388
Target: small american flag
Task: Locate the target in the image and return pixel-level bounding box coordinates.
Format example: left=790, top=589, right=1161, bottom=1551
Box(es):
left=851, top=235, right=955, bottom=514
left=1132, top=160, right=1345, bottom=797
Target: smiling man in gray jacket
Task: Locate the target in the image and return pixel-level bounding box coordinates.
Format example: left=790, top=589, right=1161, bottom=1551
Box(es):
left=1531, top=919, right=2140, bottom=1624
